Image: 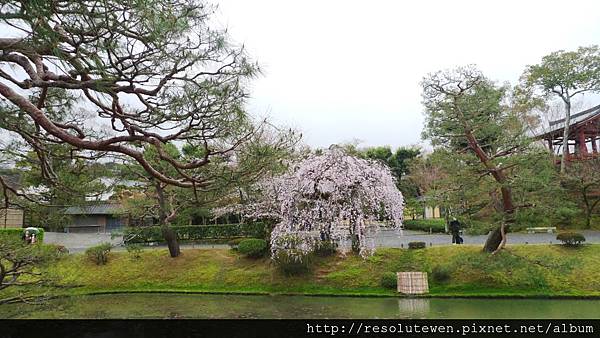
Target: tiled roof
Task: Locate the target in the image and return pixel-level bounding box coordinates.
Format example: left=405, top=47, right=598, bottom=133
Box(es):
left=536, top=104, right=600, bottom=138
left=0, top=172, right=21, bottom=189
left=64, top=204, right=124, bottom=215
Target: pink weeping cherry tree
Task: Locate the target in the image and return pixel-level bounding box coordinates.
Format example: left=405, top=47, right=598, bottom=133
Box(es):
left=229, top=146, right=405, bottom=260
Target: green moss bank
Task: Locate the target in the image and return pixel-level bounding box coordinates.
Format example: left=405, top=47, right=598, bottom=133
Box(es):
left=14, top=244, right=600, bottom=298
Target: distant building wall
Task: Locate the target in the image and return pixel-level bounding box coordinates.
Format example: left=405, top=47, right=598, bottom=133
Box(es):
left=0, top=208, right=24, bottom=228
left=72, top=215, right=106, bottom=227
left=67, top=215, right=127, bottom=233
left=424, top=206, right=441, bottom=219
left=67, top=215, right=106, bottom=233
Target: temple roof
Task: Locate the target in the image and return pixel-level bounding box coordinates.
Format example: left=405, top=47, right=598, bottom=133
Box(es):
left=536, top=104, right=600, bottom=139
left=64, top=203, right=123, bottom=215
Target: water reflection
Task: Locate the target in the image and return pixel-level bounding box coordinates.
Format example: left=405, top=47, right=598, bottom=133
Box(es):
left=398, top=298, right=430, bottom=318
left=3, top=294, right=600, bottom=319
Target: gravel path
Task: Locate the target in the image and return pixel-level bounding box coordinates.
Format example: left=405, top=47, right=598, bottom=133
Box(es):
left=376, top=229, right=600, bottom=247
left=44, top=232, right=122, bottom=253
left=44, top=229, right=600, bottom=253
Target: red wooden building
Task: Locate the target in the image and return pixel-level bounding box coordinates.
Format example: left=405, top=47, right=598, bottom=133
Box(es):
left=536, top=104, right=600, bottom=162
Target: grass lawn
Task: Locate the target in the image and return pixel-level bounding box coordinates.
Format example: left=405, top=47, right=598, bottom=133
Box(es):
left=5, top=244, right=600, bottom=299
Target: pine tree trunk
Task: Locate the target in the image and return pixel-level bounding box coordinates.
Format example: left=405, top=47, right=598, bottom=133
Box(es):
left=155, top=181, right=181, bottom=258
left=483, top=187, right=514, bottom=253
left=483, top=222, right=511, bottom=253
left=161, top=224, right=180, bottom=258
left=483, top=227, right=502, bottom=253
left=463, top=130, right=515, bottom=253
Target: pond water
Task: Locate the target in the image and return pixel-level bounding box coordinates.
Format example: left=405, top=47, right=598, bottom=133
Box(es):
left=3, top=293, right=600, bottom=319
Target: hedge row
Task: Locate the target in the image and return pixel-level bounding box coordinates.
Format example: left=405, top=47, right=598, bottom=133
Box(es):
left=403, top=219, right=446, bottom=233
left=0, top=228, right=45, bottom=243
left=123, top=223, right=269, bottom=244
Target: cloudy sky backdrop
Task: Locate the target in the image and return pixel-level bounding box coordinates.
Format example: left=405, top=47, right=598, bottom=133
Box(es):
left=214, top=0, right=600, bottom=149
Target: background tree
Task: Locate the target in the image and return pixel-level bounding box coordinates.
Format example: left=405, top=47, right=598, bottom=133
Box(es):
left=116, top=124, right=299, bottom=257
left=361, top=146, right=420, bottom=195
left=388, top=147, right=421, bottom=182
left=360, top=146, right=421, bottom=221
left=0, top=87, right=111, bottom=229
left=362, top=146, right=392, bottom=162
left=16, top=148, right=111, bottom=230
left=406, top=150, right=451, bottom=221
left=360, top=146, right=420, bottom=180
left=562, top=159, right=600, bottom=229
left=522, top=45, right=600, bottom=172
left=421, top=65, right=549, bottom=253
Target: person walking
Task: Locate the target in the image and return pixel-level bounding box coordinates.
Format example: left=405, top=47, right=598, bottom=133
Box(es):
left=449, top=218, right=463, bottom=244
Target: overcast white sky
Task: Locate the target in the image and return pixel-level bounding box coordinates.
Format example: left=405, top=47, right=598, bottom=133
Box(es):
left=214, top=0, right=600, bottom=149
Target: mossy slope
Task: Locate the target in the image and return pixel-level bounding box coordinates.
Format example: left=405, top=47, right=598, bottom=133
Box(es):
left=11, top=244, right=600, bottom=298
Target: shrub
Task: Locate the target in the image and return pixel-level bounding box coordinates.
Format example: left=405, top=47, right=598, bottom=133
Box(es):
left=238, top=238, right=268, bottom=258
left=271, top=234, right=315, bottom=275
left=0, top=228, right=24, bottom=242
left=0, top=228, right=45, bottom=243
left=46, top=244, right=69, bottom=256
left=85, top=242, right=112, bottom=265
left=125, top=243, right=143, bottom=259
left=403, top=219, right=446, bottom=233
left=123, top=222, right=269, bottom=244
left=431, top=265, right=451, bottom=283
left=380, top=272, right=397, bottom=289
left=272, top=249, right=313, bottom=275
left=314, top=240, right=337, bottom=257
left=556, top=232, right=586, bottom=246
left=408, top=241, right=426, bottom=249
left=227, top=238, right=246, bottom=250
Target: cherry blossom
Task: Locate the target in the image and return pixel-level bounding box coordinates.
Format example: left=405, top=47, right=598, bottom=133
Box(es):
left=225, top=146, right=404, bottom=259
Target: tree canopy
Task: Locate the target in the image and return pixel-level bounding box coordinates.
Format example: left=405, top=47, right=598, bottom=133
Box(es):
left=0, top=0, right=268, bottom=190
left=0, top=237, right=61, bottom=304
left=421, top=65, right=554, bottom=252
left=522, top=45, right=600, bottom=172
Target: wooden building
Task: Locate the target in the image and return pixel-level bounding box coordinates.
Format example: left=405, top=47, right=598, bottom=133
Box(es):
left=405, top=196, right=443, bottom=220
left=536, top=104, right=600, bottom=162
left=64, top=203, right=127, bottom=233
left=0, top=208, right=24, bottom=228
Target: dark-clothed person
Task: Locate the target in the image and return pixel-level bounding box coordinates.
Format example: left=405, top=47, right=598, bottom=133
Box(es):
left=449, top=218, right=463, bottom=244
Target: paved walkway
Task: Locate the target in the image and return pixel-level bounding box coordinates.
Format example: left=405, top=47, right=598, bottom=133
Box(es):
left=44, top=229, right=600, bottom=253
left=43, top=232, right=234, bottom=253
left=44, top=232, right=122, bottom=253
left=376, top=229, right=600, bottom=247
